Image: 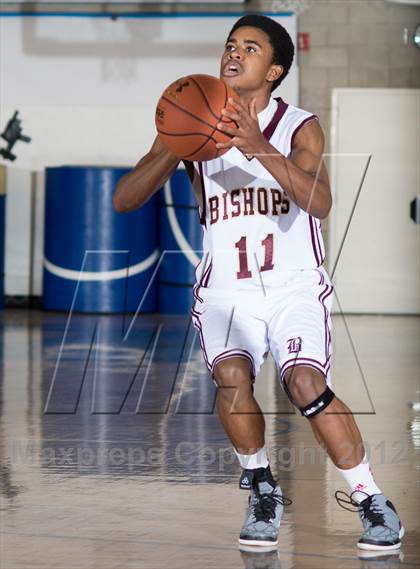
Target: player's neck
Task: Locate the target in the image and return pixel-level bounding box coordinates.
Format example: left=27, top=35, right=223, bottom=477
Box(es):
left=239, top=92, right=271, bottom=115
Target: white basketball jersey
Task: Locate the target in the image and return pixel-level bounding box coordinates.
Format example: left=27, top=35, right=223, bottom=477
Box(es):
left=192, top=96, right=325, bottom=293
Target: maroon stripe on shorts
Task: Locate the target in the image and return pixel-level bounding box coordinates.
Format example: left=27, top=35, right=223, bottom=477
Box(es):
left=318, top=285, right=329, bottom=358
left=318, top=284, right=334, bottom=362
left=321, top=285, right=333, bottom=355
left=193, top=254, right=211, bottom=302
left=281, top=356, right=327, bottom=372
left=190, top=310, right=211, bottom=371
left=282, top=362, right=325, bottom=380
left=316, top=268, right=325, bottom=285
left=203, top=260, right=212, bottom=288
left=192, top=282, right=204, bottom=303
left=280, top=357, right=327, bottom=381
left=212, top=349, right=256, bottom=379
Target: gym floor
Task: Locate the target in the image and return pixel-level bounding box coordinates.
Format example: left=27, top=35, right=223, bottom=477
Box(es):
left=1, top=309, right=419, bottom=569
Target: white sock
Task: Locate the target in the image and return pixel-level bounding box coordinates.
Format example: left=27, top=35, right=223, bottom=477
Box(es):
left=336, top=454, right=382, bottom=502
left=234, top=446, right=269, bottom=470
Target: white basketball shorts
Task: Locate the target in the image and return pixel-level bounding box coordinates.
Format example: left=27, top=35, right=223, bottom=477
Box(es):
left=191, top=267, right=333, bottom=387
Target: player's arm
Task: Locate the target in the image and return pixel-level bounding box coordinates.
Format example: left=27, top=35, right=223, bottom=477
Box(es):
left=259, top=119, right=332, bottom=220
left=216, top=99, right=332, bottom=219
left=113, top=135, right=181, bottom=213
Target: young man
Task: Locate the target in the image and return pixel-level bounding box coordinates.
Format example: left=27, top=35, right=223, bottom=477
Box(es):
left=114, top=14, right=403, bottom=552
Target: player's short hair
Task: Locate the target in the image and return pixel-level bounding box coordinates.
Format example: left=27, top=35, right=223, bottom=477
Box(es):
left=228, top=14, right=295, bottom=92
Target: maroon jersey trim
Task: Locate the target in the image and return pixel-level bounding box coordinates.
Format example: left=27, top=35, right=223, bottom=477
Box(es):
left=314, top=218, right=325, bottom=264
left=262, top=97, right=289, bottom=141
left=309, top=215, right=322, bottom=267
left=197, top=98, right=288, bottom=219
left=198, top=162, right=207, bottom=226
left=289, top=114, right=318, bottom=155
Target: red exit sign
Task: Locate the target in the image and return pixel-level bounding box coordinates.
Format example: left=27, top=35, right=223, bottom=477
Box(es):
left=298, top=32, right=310, bottom=52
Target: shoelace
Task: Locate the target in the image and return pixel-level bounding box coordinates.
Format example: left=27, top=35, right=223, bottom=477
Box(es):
left=253, top=489, right=292, bottom=523
left=335, top=490, right=386, bottom=528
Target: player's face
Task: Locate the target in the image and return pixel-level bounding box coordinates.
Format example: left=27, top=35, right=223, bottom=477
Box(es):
left=220, top=26, right=282, bottom=95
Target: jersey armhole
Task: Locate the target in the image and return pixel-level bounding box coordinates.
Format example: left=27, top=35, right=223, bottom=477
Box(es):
left=290, top=115, right=319, bottom=155
left=186, top=161, right=206, bottom=226
left=183, top=160, right=196, bottom=183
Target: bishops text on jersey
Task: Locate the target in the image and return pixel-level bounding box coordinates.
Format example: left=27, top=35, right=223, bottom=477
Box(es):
left=208, top=187, right=290, bottom=225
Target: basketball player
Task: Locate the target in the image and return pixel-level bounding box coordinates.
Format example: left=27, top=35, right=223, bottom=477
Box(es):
left=113, top=14, right=403, bottom=552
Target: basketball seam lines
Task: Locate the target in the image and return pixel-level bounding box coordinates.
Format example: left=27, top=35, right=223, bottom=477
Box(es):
left=189, top=76, right=223, bottom=122
left=183, top=132, right=217, bottom=159
left=184, top=86, right=228, bottom=158
left=160, top=95, right=217, bottom=132
left=157, top=130, right=218, bottom=141
left=193, top=81, right=229, bottom=160
left=159, top=79, right=230, bottom=159
left=158, top=96, right=220, bottom=158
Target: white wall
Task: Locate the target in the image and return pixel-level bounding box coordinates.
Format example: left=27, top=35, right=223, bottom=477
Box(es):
left=0, top=13, right=298, bottom=296
left=329, top=88, right=420, bottom=314
left=0, top=13, right=298, bottom=170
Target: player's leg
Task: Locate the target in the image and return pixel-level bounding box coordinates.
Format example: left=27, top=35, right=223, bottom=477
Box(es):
left=192, top=299, right=289, bottom=546
left=213, top=355, right=289, bottom=547
left=213, top=356, right=265, bottom=454
left=283, top=365, right=404, bottom=551
left=268, top=269, right=403, bottom=551
left=192, top=297, right=271, bottom=469
left=283, top=365, right=365, bottom=468
left=214, top=356, right=288, bottom=546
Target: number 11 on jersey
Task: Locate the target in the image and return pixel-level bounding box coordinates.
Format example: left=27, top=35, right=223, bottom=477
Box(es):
left=235, top=234, right=274, bottom=280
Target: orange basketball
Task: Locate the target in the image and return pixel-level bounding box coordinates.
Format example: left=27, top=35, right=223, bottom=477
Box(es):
left=155, top=74, right=240, bottom=162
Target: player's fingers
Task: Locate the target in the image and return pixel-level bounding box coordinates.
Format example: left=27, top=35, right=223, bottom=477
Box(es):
left=215, top=140, right=234, bottom=150
left=229, top=98, right=248, bottom=116
left=221, top=108, right=240, bottom=122
left=216, top=122, right=238, bottom=136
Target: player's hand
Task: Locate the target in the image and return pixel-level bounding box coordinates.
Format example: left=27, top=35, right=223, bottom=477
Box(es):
left=215, top=98, right=267, bottom=158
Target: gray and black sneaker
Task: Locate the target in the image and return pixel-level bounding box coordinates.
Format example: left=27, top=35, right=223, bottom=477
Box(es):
left=336, top=491, right=404, bottom=551
left=238, top=467, right=291, bottom=547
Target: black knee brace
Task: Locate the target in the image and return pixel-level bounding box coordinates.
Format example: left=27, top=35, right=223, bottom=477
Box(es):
left=299, top=386, right=335, bottom=418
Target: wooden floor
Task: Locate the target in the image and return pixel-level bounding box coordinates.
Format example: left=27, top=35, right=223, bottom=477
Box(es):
left=0, top=309, right=419, bottom=568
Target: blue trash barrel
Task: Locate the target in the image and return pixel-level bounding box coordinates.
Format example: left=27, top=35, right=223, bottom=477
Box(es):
left=158, top=169, right=203, bottom=314
left=43, top=166, right=158, bottom=313
left=0, top=189, right=5, bottom=309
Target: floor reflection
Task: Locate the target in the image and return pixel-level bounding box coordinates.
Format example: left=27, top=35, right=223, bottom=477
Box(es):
left=0, top=309, right=419, bottom=568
